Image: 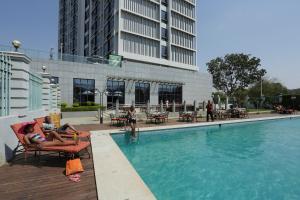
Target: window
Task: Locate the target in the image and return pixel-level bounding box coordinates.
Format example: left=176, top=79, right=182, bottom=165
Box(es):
left=106, top=80, right=125, bottom=107
left=29, top=73, right=43, bottom=110
left=161, top=0, right=168, bottom=6
left=50, top=76, right=59, bottom=84
left=161, top=28, right=168, bottom=41
left=161, top=10, right=168, bottom=22
left=158, top=84, right=182, bottom=104
left=135, top=82, right=150, bottom=105
left=73, top=78, right=95, bottom=104
left=161, top=45, right=168, bottom=59
left=104, top=1, right=114, bottom=20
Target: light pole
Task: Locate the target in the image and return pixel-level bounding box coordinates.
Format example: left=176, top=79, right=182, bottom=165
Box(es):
left=94, top=89, right=108, bottom=124
left=60, top=43, right=63, bottom=60
left=260, top=77, right=263, bottom=98
left=278, top=93, right=283, bottom=105
left=12, top=40, right=21, bottom=52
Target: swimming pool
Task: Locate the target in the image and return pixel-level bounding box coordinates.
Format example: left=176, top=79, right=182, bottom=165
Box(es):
left=113, top=118, right=300, bottom=200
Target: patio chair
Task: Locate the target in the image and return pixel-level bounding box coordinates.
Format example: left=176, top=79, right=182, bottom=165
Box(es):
left=238, top=109, right=249, bottom=118
left=154, top=115, right=166, bottom=124
left=109, top=113, right=119, bottom=126
left=179, top=111, right=185, bottom=121
left=11, top=122, right=91, bottom=161
left=146, top=112, right=154, bottom=123
left=192, top=111, right=202, bottom=122
left=164, top=111, right=169, bottom=122
left=220, top=110, right=231, bottom=120
left=35, top=117, right=90, bottom=140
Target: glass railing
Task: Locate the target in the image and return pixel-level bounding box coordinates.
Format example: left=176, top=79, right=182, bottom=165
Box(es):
left=0, top=44, right=110, bottom=65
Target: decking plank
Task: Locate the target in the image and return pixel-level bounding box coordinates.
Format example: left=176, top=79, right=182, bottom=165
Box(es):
left=0, top=148, right=97, bottom=200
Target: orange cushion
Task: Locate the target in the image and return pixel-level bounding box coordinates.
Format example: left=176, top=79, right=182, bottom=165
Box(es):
left=11, top=122, right=46, bottom=146
left=65, top=130, right=91, bottom=138
left=41, top=141, right=90, bottom=153
left=34, top=117, right=45, bottom=127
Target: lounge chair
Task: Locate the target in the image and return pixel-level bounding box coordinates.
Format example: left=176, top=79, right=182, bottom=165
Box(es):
left=34, top=117, right=90, bottom=140
left=11, top=122, right=91, bottom=161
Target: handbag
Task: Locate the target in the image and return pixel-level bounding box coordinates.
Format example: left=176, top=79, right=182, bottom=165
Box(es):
left=66, top=158, right=84, bottom=176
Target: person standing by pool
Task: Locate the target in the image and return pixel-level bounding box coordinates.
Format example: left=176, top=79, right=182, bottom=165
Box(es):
left=206, top=100, right=214, bottom=122
left=128, top=105, right=137, bottom=138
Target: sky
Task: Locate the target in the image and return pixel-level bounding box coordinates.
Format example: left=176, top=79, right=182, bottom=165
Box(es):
left=0, top=0, right=299, bottom=89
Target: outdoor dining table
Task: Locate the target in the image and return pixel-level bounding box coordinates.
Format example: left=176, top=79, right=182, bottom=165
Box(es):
left=181, top=112, right=194, bottom=122
left=151, top=112, right=167, bottom=124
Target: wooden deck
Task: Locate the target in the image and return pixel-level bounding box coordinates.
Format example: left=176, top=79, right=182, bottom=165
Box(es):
left=0, top=148, right=97, bottom=200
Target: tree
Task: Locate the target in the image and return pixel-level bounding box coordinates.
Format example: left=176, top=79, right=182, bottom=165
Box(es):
left=246, top=78, right=288, bottom=108
left=247, top=78, right=288, bottom=98
left=207, top=54, right=267, bottom=97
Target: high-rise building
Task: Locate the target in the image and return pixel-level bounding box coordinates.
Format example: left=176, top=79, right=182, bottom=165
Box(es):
left=59, top=0, right=197, bottom=70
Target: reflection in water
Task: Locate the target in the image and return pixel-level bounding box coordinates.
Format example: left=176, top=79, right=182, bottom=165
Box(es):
left=121, top=132, right=139, bottom=158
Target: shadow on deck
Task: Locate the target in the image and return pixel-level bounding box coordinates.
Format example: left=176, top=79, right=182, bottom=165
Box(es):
left=0, top=147, right=97, bottom=200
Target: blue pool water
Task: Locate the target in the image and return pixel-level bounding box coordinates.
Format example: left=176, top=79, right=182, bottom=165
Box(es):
left=113, top=118, right=300, bottom=200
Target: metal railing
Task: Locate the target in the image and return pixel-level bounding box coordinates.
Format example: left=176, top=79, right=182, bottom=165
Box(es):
left=0, top=53, right=12, bottom=116
left=0, top=44, right=110, bottom=65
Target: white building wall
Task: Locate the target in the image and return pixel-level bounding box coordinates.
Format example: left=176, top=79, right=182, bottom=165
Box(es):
left=0, top=52, right=50, bottom=166
left=30, top=59, right=212, bottom=106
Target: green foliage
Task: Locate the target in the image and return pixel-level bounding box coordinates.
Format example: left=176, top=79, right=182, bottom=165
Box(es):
left=62, top=105, right=105, bottom=112
left=80, top=101, right=96, bottom=106
left=282, top=95, right=300, bottom=110
left=247, top=79, right=288, bottom=98
left=61, top=102, right=68, bottom=108
left=212, top=92, right=227, bottom=103
left=72, top=103, right=80, bottom=107
left=233, top=88, right=249, bottom=106
left=289, top=88, right=300, bottom=95
left=207, top=53, right=267, bottom=97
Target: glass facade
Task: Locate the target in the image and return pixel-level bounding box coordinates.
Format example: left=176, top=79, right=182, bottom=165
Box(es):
left=161, top=45, right=168, bottom=59
left=73, top=78, right=95, bottom=103
left=158, top=84, right=182, bottom=104
left=161, top=10, right=168, bottom=22
left=161, top=27, right=168, bottom=41
left=135, top=82, right=150, bottom=105
left=107, top=80, right=125, bottom=107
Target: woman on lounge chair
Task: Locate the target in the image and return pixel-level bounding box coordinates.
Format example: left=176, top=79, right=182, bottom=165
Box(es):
left=42, top=116, right=79, bottom=135
left=127, top=106, right=137, bottom=138
left=23, top=122, right=78, bottom=148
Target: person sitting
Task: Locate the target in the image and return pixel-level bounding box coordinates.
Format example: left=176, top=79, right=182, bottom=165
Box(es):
left=127, top=105, right=137, bottom=138
left=42, top=116, right=79, bottom=135
left=23, top=123, right=78, bottom=148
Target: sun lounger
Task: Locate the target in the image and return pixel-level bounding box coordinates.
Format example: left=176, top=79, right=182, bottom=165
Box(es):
left=34, top=117, right=90, bottom=140
left=11, top=122, right=91, bottom=161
